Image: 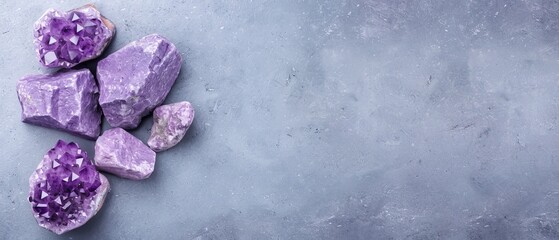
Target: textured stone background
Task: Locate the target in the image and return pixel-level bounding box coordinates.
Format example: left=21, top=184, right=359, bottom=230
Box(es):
left=1, top=0, right=559, bottom=239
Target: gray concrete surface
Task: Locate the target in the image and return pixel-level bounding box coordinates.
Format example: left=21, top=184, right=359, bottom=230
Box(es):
left=2, top=0, right=559, bottom=239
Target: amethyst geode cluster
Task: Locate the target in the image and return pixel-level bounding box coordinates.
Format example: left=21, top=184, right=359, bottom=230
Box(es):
left=21, top=4, right=196, bottom=235
left=29, top=140, right=110, bottom=235
left=34, top=4, right=115, bottom=68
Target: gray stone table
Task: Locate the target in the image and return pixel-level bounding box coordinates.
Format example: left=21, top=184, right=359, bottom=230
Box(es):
left=1, top=1, right=559, bottom=239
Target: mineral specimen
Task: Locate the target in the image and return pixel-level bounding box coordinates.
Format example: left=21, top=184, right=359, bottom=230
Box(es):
left=16, top=69, right=102, bottom=139
left=97, top=34, right=183, bottom=129
left=29, top=140, right=110, bottom=235
left=147, top=101, right=195, bottom=152
left=94, top=128, right=156, bottom=180
left=34, top=4, right=115, bottom=68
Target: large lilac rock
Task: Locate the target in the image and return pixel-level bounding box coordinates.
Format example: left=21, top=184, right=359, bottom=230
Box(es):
left=94, top=128, right=156, bottom=180
left=34, top=4, right=115, bottom=68
left=29, top=140, right=110, bottom=235
left=97, top=34, right=183, bottom=129
left=147, top=101, right=195, bottom=152
left=16, top=69, right=102, bottom=139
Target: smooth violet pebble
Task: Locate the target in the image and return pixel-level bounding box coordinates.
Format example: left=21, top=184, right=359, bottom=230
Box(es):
left=147, top=101, right=195, bottom=152
left=94, top=128, right=156, bottom=180
left=29, top=140, right=110, bottom=235
left=16, top=69, right=102, bottom=139
left=34, top=4, right=115, bottom=68
left=97, top=34, right=183, bottom=129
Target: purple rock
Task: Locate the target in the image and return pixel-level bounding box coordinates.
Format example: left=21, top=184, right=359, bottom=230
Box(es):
left=34, top=4, right=115, bottom=68
left=29, top=140, right=110, bottom=235
left=97, top=34, right=183, bottom=129
left=147, top=101, right=195, bottom=152
left=16, top=69, right=102, bottom=139
left=94, top=128, right=156, bottom=180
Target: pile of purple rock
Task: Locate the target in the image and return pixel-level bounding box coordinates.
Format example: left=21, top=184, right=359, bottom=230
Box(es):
left=20, top=4, right=195, bottom=234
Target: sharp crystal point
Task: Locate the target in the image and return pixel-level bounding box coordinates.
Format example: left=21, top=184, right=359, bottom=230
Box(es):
left=68, top=50, right=78, bottom=60
left=69, top=35, right=79, bottom=45
left=71, top=172, right=79, bottom=181
left=84, top=21, right=96, bottom=27
left=76, top=158, right=83, bottom=167
left=44, top=52, right=57, bottom=65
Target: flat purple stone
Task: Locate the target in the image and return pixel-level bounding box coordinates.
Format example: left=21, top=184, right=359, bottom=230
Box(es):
left=16, top=69, right=102, bottom=139
left=97, top=34, right=183, bottom=129
left=147, top=101, right=195, bottom=152
left=94, top=128, right=156, bottom=180
left=34, top=4, right=115, bottom=68
left=29, top=140, right=110, bottom=235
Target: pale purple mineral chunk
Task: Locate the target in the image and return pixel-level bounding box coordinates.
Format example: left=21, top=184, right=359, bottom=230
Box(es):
left=97, top=34, right=183, bottom=129
left=16, top=69, right=102, bottom=139
left=29, top=140, right=110, bottom=235
left=34, top=4, right=115, bottom=68
left=94, top=128, right=156, bottom=180
left=147, top=101, right=195, bottom=152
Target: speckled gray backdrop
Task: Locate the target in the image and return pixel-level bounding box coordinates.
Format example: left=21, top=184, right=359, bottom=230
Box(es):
left=2, top=0, right=559, bottom=239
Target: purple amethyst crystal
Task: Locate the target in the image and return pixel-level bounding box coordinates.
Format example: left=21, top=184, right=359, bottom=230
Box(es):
left=34, top=4, right=115, bottom=68
left=97, top=34, right=183, bottom=129
left=94, top=128, right=156, bottom=180
left=147, top=101, right=195, bottom=152
left=16, top=69, right=102, bottom=139
left=29, top=140, right=110, bottom=235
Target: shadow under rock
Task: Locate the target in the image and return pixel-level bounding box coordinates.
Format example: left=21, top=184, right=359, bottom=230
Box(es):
left=178, top=119, right=199, bottom=146
left=162, top=47, right=193, bottom=104
left=94, top=160, right=162, bottom=187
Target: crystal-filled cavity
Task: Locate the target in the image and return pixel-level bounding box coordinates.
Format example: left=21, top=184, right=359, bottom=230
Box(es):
left=34, top=4, right=115, bottom=68
left=28, top=140, right=110, bottom=235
